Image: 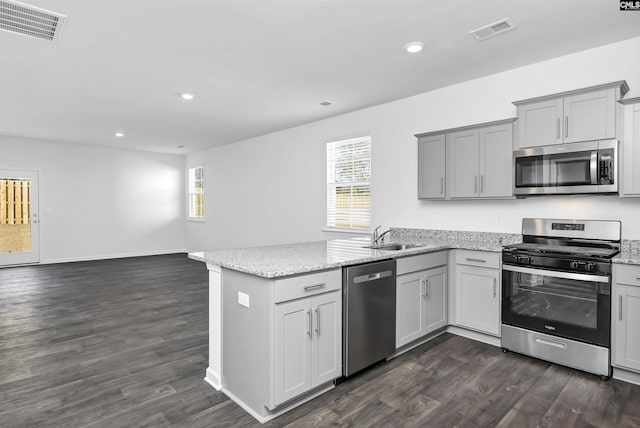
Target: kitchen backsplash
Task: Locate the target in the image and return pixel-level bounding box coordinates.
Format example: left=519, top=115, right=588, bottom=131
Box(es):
left=622, top=240, right=640, bottom=253
left=390, top=227, right=522, bottom=245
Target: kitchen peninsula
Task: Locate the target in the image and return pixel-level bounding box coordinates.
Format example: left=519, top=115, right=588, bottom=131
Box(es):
left=188, top=228, right=521, bottom=423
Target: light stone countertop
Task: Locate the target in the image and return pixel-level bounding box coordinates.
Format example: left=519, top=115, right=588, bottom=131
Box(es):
left=613, top=251, right=640, bottom=266
left=188, top=231, right=519, bottom=279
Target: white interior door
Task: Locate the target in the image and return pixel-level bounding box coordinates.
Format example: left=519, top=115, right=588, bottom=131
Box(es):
left=0, top=170, right=40, bottom=266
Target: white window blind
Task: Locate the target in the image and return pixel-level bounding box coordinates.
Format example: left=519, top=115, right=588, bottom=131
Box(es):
left=188, top=166, right=204, bottom=219
left=326, top=136, right=371, bottom=230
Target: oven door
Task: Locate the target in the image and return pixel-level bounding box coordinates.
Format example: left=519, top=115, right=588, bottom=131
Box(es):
left=502, top=264, right=610, bottom=347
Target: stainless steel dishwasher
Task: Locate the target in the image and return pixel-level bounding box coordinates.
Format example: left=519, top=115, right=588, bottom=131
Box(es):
left=343, top=259, right=396, bottom=377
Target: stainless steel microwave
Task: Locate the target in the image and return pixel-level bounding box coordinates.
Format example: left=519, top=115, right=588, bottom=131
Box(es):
left=513, top=140, right=618, bottom=196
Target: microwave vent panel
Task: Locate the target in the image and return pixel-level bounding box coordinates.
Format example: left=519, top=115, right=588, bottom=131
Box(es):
left=0, top=0, right=66, bottom=42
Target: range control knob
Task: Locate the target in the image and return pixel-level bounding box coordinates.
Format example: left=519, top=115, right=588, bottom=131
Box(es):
left=586, top=262, right=596, bottom=272
left=569, top=261, right=579, bottom=270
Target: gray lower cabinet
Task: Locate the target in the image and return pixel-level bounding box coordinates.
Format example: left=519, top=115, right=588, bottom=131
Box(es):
left=274, top=290, right=341, bottom=405
left=418, top=134, right=446, bottom=199
left=453, top=250, right=501, bottom=336
left=221, top=268, right=341, bottom=420
left=621, top=97, right=640, bottom=196
left=396, top=252, right=448, bottom=348
left=513, top=81, right=628, bottom=149
left=612, top=264, right=640, bottom=372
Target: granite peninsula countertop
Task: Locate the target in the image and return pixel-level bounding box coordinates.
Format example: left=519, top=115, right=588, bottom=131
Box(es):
left=188, top=229, right=523, bottom=278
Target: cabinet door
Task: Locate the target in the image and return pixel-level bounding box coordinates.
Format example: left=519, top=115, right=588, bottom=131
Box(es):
left=447, top=129, right=480, bottom=198
left=418, top=135, right=446, bottom=199
left=311, top=291, right=342, bottom=387
left=424, top=266, right=447, bottom=334
left=563, top=89, right=615, bottom=143
left=479, top=123, right=513, bottom=198
left=516, top=99, right=563, bottom=148
left=396, top=271, right=425, bottom=348
left=622, top=102, right=640, bottom=196
left=613, top=285, right=640, bottom=371
left=456, top=265, right=500, bottom=336
left=274, top=299, right=312, bottom=405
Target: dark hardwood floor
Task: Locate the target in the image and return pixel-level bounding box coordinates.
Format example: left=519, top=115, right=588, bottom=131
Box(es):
left=1, top=254, right=639, bottom=427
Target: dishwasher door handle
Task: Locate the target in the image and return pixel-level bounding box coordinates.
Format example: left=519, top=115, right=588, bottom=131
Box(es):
left=353, top=270, right=393, bottom=284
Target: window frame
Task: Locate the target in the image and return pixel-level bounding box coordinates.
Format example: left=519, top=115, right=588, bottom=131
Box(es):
left=187, top=165, right=205, bottom=221
left=325, top=136, right=372, bottom=233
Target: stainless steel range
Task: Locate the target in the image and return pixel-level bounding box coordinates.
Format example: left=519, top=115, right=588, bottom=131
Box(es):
left=501, top=218, right=621, bottom=379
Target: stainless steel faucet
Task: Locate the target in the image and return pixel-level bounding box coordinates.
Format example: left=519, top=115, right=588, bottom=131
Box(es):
left=372, top=225, right=391, bottom=245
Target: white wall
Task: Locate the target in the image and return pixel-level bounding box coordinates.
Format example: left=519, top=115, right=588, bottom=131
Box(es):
left=0, top=136, right=186, bottom=263
left=187, top=37, right=640, bottom=251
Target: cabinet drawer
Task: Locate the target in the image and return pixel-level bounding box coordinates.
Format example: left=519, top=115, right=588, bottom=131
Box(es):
left=275, top=269, right=341, bottom=303
left=455, top=250, right=500, bottom=269
left=397, top=251, right=448, bottom=275
left=615, top=264, right=640, bottom=287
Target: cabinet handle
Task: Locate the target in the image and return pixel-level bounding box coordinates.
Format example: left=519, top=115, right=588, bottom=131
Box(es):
left=421, top=280, right=427, bottom=300
left=480, top=175, right=484, bottom=193
left=565, top=116, right=568, bottom=138
left=474, top=176, right=478, bottom=193
left=556, top=118, right=560, bottom=140
left=303, top=283, right=325, bottom=291
left=307, top=310, right=312, bottom=336
left=440, top=177, right=444, bottom=195
left=426, top=279, right=430, bottom=299
left=466, top=258, right=486, bottom=263
left=493, top=278, right=497, bottom=298
left=315, top=308, right=320, bottom=336
left=619, top=295, right=623, bottom=321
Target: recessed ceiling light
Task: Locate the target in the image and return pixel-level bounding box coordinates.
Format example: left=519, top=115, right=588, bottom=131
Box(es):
left=180, top=92, right=195, bottom=100
left=404, top=41, right=424, bottom=53
left=177, top=145, right=184, bottom=148
left=114, top=131, right=124, bottom=138
left=319, top=101, right=333, bottom=107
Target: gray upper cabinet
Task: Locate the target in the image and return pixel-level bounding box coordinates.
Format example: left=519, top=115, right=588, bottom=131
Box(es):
left=417, top=134, right=446, bottom=199
left=417, top=118, right=515, bottom=200
left=479, top=123, right=514, bottom=198
left=447, top=129, right=480, bottom=198
left=514, top=81, right=628, bottom=149
left=516, top=98, right=563, bottom=148
left=620, top=97, right=640, bottom=197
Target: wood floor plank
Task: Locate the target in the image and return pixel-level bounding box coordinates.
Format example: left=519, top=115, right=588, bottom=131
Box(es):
left=2, top=254, right=640, bottom=427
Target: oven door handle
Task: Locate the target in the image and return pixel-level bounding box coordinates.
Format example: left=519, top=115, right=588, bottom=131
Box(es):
left=502, top=264, right=609, bottom=283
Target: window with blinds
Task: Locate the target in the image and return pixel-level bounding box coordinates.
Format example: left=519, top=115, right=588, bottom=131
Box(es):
left=188, top=166, right=204, bottom=219
left=326, top=136, right=371, bottom=230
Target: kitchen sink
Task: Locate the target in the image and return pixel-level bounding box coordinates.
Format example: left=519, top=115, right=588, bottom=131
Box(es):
left=364, top=243, right=423, bottom=251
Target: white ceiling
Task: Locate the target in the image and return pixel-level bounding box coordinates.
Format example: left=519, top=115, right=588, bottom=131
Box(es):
left=1, top=0, right=639, bottom=154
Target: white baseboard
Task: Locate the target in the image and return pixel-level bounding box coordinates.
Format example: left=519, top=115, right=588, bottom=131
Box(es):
left=41, top=248, right=188, bottom=264
left=447, top=325, right=501, bottom=347
left=204, top=367, right=222, bottom=391
left=613, top=366, right=640, bottom=386
left=222, top=383, right=334, bottom=424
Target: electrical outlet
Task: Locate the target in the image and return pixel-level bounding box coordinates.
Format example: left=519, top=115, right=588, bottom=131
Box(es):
left=497, top=215, right=503, bottom=225
left=238, top=292, right=250, bottom=308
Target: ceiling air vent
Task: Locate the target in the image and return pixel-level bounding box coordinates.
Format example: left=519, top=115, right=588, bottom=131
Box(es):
left=469, top=18, right=516, bottom=41
left=0, top=0, right=66, bottom=42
